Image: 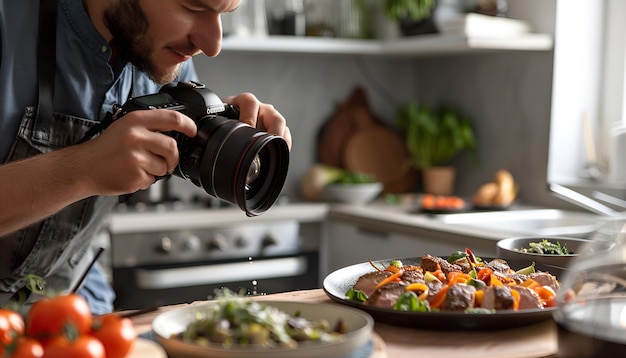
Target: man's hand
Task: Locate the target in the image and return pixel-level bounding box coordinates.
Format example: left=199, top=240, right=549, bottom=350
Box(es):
left=77, top=109, right=197, bottom=196
left=223, top=93, right=292, bottom=150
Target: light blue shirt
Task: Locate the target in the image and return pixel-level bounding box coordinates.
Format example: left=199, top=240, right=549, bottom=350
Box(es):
left=0, top=0, right=198, bottom=160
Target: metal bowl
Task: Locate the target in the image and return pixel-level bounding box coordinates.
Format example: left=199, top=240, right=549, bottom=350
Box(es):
left=496, top=236, right=615, bottom=269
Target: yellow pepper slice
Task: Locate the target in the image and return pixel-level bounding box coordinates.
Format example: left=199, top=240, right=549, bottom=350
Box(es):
left=405, top=283, right=429, bottom=301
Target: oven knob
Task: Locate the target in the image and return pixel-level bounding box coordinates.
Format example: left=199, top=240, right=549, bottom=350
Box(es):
left=208, top=233, right=228, bottom=252
left=157, top=236, right=173, bottom=254
left=181, top=235, right=201, bottom=252
left=234, top=236, right=248, bottom=248
left=261, top=233, right=278, bottom=249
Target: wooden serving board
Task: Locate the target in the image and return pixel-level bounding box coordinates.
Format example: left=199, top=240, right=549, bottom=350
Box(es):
left=316, top=87, right=417, bottom=193
left=128, top=338, right=167, bottom=358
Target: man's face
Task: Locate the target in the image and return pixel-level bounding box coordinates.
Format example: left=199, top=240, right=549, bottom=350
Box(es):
left=104, top=0, right=239, bottom=84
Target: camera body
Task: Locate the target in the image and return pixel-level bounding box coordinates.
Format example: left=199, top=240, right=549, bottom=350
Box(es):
left=113, top=81, right=289, bottom=216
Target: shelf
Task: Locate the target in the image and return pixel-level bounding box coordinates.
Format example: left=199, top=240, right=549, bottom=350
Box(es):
left=220, top=33, right=554, bottom=57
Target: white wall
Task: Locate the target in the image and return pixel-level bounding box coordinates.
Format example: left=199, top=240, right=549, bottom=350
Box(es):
left=172, top=0, right=578, bottom=210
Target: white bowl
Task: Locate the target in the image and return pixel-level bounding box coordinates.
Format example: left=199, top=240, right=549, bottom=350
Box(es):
left=152, top=301, right=374, bottom=358
left=322, top=182, right=383, bottom=204
left=496, top=236, right=615, bottom=269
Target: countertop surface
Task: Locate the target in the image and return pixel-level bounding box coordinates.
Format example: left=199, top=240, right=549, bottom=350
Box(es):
left=108, top=199, right=606, bottom=241
left=128, top=288, right=558, bottom=358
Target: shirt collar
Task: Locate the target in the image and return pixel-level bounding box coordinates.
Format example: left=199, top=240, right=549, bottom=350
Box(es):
left=59, top=0, right=112, bottom=62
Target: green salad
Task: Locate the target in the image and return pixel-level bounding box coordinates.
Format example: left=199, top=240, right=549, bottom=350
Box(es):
left=516, top=239, right=571, bottom=255
left=177, top=290, right=346, bottom=349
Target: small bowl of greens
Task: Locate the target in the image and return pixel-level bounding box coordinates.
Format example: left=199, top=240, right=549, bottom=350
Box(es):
left=152, top=291, right=374, bottom=358
left=323, top=171, right=383, bottom=205
left=496, top=236, right=615, bottom=269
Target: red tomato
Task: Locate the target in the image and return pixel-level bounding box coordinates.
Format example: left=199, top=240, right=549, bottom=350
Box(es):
left=42, top=335, right=104, bottom=358
left=1, top=309, right=25, bottom=336
left=11, top=336, right=44, bottom=358
left=0, top=308, right=25, bottom=356
left=90, top=314, right=137, bottom=358
left=26, top=294, right=93, bottom=341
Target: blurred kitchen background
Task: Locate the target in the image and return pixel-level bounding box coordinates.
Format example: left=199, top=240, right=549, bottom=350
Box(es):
left=99, top=0, right=626, bottom=310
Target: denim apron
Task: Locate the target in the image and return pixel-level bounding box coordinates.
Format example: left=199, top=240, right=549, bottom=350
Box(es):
left=0, top=108, right=117, bottom=299
left=0, top=0, right=117, bottom=312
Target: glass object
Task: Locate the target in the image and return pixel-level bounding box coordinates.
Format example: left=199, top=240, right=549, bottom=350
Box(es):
left=226, top=0, right=268, bottom=37
left=553, top=219, right=626, bottom=356
left=268, top=0, right=307, bottom=36
left=333, top=0, right=376, bottom=39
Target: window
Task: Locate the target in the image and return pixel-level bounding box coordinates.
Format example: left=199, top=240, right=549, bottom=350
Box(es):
left=548, top=0, right=626, bottom=189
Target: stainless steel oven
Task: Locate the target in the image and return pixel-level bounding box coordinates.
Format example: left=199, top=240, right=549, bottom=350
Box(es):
left=108, top=205, right=320, bottom=310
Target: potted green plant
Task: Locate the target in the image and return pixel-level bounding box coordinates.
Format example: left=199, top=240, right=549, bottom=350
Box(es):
left=383, top=0, right=438, bottom=36
left=394, top=101, right=476, bottom=194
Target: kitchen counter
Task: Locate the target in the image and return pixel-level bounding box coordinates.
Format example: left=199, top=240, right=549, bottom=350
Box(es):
left=128, top=289, right=558, bottom=358
left=327, top=200, right=606, bottom=241
left=108, top=200, right=604, bottom=240
left=108, top=202, right=330, bottom=234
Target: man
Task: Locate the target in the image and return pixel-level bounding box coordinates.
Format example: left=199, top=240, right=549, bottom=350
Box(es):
left=0, top=0, right=292, bottom=313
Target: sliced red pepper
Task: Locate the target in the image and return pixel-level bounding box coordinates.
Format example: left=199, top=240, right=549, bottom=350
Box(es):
left=477, top=267, right=493, bottom=283
left=447, top=271, right=470, bottom=285
left=465, top=248, right=478, bottom=264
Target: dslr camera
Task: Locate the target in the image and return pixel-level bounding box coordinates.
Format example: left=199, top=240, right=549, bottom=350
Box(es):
left=112, top=81, right=289, bottom=216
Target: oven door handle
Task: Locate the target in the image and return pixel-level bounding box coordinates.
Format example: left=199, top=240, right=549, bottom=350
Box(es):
left=135, top=256, right=308, bottom=289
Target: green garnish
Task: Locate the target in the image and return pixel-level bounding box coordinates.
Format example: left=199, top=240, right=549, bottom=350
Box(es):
left=393, top=292, right=430, bottom=312
left=345, top=288, right=368, bottom=303
left=518, top=239, right=571, bottom=255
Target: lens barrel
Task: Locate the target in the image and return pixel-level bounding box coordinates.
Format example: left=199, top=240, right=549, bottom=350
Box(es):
left=177, top=115, right=289, bottom=216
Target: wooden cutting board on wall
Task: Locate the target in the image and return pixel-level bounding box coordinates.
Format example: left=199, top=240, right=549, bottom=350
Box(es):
left=316, top=87, right=418, bottom=193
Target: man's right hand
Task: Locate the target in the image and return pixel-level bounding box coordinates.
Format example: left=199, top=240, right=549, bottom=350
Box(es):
left=0, top=109, right=196, bottom=235
left=76, top=109, right=197, bottom=196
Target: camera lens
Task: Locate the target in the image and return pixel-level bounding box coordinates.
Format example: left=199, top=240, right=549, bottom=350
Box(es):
left=177, top=115, right=289, bottom=216
left=246, top=155, right=261, bottom=187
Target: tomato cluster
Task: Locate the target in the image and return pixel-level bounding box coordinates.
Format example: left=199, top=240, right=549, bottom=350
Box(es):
left=1, top=294, right=137, bottom=358
left=421, top=194, right=465, bottom=211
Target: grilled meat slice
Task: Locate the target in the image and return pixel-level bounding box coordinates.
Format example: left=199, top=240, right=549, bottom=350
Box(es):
left=401, top=269, right=425, bottom=284
left=511, top=286, right=543, bottom=310
left=352, top=270, right=393, bottom=298
left=443, top=284, right=476, bottom=311
left=420, top=254, right=463, bottom=275
left=426, top=278, right=445, bottom=300
left=529, top=272, right=560, bottom=292
left=485, top=258, right=512, bottom=273
left=450, top=258, right=473, bottom=273
left=366, top=282, right=405, bottom=308
left=505, top=273, right=529, bottom=284
left=481, top=285, right=516, bottom=310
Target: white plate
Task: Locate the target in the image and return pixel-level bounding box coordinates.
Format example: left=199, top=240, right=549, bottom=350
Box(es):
left=152, top=301, right=373, bottom=358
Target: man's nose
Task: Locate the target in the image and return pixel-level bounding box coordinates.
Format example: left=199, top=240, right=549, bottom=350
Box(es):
left=192, top=15, right=223, bottom=57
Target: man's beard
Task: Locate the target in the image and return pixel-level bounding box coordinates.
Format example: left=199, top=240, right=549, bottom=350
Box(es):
left=103, top=0, right=180, bottom=84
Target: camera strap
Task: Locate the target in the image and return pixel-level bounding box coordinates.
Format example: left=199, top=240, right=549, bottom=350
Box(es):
left=77, top=64, right=136, bottom=144
left=76, top=108, right=117, bottom=145
left=31, top=0, right=58, bottom=146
